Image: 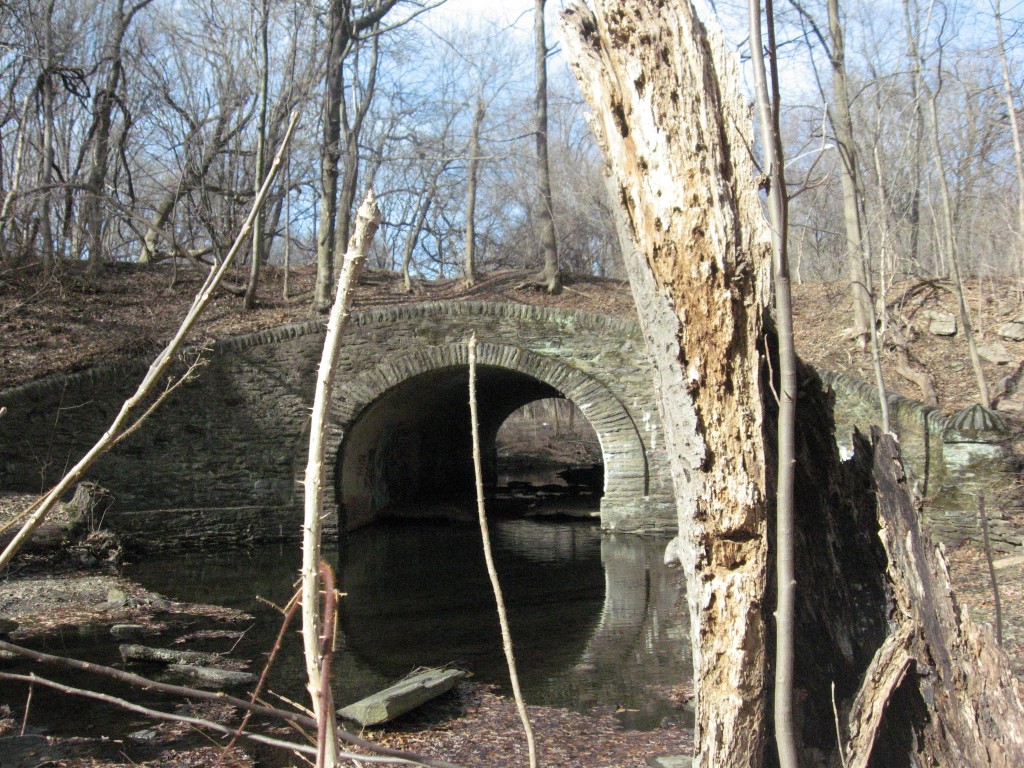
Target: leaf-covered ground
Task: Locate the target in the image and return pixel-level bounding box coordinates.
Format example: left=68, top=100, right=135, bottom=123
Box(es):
left=0, top=262, right=635, bottom=391
left=368, top=682, right=693, bottom=768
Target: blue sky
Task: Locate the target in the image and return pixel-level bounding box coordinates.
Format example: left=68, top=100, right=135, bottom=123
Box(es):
left=426, top=0, right=561, bottom=30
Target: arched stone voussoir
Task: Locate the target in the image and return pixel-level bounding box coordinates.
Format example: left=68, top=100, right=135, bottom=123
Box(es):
left=320, top=341, right=651, bottom=528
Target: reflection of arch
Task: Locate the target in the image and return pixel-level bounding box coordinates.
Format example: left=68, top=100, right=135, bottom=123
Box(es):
left=336, top=521, right=604, bottom=686
left=577, top=534, right=689, bottom=671
left=318, top=342, right=650, bottom=531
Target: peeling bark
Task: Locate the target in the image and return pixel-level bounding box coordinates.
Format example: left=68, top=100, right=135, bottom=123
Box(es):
left=302, top=191, right=381, bottom=768
left=561, top=4, right=772, bottom=764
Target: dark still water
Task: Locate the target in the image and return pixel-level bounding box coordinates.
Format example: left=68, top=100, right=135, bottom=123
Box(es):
left=129, top=519, right=692, bottom=731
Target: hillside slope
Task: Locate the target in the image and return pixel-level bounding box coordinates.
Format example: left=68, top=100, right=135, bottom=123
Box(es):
left=3, top=262, right=1022, bottom=422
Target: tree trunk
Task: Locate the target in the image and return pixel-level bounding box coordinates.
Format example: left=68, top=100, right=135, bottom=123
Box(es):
left=747, top=0, right=798, bottom=763
left=533, top=0, right=561, bottom=294
left=138, top=112, right=239, bottom=265
left=995, top=0, right=1024, bottom=295
left=468, top=333, right=537, bottom=768
left=826, top=0, right=873, bottom=349
left=562, top=5, right=773, bottom=763
left=924, top=90, right=991, bottom=407
left=82, top=0, right=156, bottom=276
left=244, top=0, right=271, bottom=311
left=889, top=326, right=938, bottom=406
left=401, top=171, right=445, bottom=293
left=561, top=2, right=1024, bottom=766
left=902, top=0, right=926, bottom=274
left=464, top=98, right=484, bottom=288
left=315, top=2, right=395, bottom=313
left=313, top=0, right=348, bottom=313
left=283, top=155, right=291, bottom=300
left=841, top=432, right=1024, bottom=768
left=0, top=95, right=32, bottom=262
left=302, top=192, right=381, bottom=768
left=332, top=20, right=380, bottom=280
left=35, top=0, right=58, bottom=264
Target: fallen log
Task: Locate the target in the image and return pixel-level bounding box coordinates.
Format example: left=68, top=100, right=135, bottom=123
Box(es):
left=338, top=668, right=466, bottom=726
left=844, top=431, right=1024, bottom=766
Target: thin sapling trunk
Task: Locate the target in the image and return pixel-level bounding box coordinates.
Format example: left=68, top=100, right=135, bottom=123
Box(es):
left=468, top=333, right=538, bottom=768
left=301, top=191, right=381, bottom=768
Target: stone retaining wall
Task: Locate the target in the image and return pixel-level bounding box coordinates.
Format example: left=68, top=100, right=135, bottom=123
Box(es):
left=820, top=370, right=1020, bottom=551
left=818, top=369, right=948, bottom=495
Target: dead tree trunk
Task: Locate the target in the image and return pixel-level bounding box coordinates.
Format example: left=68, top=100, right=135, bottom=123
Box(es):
left=562, top=5, right=773, bottom=763
left=561, top=2, right=1024, bottom=767
left=302, top=191, right=381, bottom=768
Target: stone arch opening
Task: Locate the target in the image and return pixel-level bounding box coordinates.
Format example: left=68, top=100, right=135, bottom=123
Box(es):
left=322, top=343, right=650, bottom=531
left=493, top=398, right=604, bottom=516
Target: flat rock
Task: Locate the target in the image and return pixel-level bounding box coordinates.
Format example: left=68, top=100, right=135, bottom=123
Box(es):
left=997, top=319, right=1024, bottom=342
left=927, top=311, right=957, bottom=336
left=994, top=554, right=1024, bottom=570
left=110, top=624, right=150, bottom=640
left=338, top=667, right=466, bottom=726
left=167, top=664, right=257, bottom=688
left=127, top=727, right=163, bottom=743
left=978, top=341, right=1014, bottom=365
left=648, top=757, right=693, bottom=768
left=120, top=643, right=223, bottom=666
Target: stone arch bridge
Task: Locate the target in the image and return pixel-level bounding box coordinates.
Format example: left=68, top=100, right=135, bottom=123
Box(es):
left=0, top=302, right=677, bottom=546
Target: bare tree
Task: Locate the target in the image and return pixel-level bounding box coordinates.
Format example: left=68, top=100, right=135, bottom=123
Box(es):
left=914, top=6, right=992, bottom=407
left=748, top=0, right=798, bottom=763
left=825, top=0, right=873, bottom=347
left=81, top=0, right=157, bottom=275
left=530, top=0, right=561, bottom=293
left=314, top=0, right=420, bottom=312
left=243, top=0, right=271, bottom=310
left=993, top=0, right=1024, bottom=294
left=463, top=97, right=484, bottom=286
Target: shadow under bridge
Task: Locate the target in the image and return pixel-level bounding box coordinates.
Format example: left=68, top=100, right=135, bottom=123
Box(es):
left=324, top=342, right=657, bottom=531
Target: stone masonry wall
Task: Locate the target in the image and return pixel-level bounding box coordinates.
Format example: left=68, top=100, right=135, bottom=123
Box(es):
left=0, top=303, right=676, bottom=546
left=818, top=369, right=948, bottom=496
left=4, top=302, right=1011, bottom=550
left=818, top=369, right=1020, bottom=551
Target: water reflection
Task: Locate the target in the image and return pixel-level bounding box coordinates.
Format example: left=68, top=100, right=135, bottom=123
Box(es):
left=129, top=519, right=691, bottom=730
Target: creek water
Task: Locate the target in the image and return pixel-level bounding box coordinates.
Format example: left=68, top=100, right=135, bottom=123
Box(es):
left=5, top=516, right=691, bottom=765
left=131, top=517, right=692, bottom=730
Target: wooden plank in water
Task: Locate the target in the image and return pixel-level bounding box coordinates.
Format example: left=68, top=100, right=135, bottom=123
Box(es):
left=338, top=668, right=466, bottom=726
